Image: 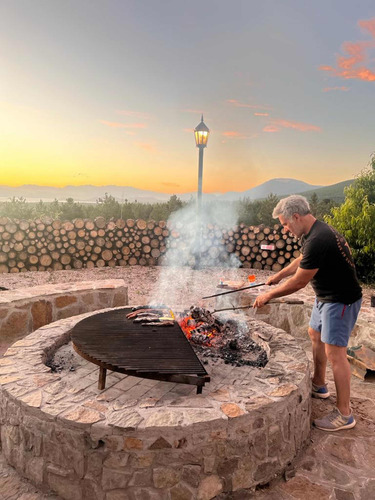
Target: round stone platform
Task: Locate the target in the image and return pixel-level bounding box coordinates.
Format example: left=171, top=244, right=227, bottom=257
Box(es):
left=0, top=307, right=311, bottom=500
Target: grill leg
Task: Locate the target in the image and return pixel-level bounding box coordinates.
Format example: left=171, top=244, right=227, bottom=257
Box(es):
left=99, top=367, right=107, bottom=390
left=196, top=385, right=203, bottom=395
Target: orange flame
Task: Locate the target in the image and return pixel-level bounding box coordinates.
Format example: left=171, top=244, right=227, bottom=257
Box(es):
left=178, top=316, right=219, bottom=346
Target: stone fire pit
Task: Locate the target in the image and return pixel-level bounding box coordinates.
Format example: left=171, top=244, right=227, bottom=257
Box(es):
left=0, top=305, right=311, bottom=500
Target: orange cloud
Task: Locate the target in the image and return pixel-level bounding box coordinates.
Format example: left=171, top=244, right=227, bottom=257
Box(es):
left=263, top=125, right=279, bottom=133
left=227, top=99, right=271, bottom=110
left=101, top=121, right=147, bottom=129
left=319, top=18, right=375, bottom=82
left=254, top=112, right=269, bottom=116
left=264, top=120, right=321, bottom=133
left=116, top=110, right=153, bottom=120
left=135, top=142, right=157, bottom=153
left=183, top=128, right=195, bottom=133
left=359, top=18, right=375, bottom=38
left=222, top=131, right=247, bottom=139
left=322, top=86, right=350, bottom=92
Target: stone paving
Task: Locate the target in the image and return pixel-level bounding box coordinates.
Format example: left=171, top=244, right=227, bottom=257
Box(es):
left=0, top=267, right=374, bottom=499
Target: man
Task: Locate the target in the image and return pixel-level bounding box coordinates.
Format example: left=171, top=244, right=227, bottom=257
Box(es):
left=253, top=195, right=362, bottom=432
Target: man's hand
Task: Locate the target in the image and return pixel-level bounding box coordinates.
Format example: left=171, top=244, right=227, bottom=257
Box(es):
left=253, top=292, right=273, bottom=309
left=266, top=275, right=282, bottom=286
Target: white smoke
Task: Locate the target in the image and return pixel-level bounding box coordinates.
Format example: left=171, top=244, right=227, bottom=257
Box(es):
left=149, top=200, right=243, bottom=307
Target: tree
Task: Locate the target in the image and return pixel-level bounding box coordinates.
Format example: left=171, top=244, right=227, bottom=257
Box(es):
left=1, top=197, right=34, bottom=219
left=167, top=195, right=183, bottom=213
left=95, top=193, right=121, bottom=219
left=256, top=194, right=280, bottom=227
left=60, top=198, right=85, bottom=220
left=309, top=192, right=319, bottom=216
left=325, top=155, right=375, bottom=282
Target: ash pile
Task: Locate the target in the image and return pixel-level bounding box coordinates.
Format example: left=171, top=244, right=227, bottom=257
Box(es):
left=177, top=306, right=268, bottom=368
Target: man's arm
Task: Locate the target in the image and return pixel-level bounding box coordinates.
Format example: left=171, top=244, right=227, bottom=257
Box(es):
left=266, top=255, right=302, bottom=285
left=253, top=266, right=318, bottom=308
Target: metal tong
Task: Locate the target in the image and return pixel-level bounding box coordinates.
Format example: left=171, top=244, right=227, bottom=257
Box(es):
left=202, top=282, right=266, bottom=299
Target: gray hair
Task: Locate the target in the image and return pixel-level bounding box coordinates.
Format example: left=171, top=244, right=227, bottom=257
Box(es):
left=272, top=195, right=311, bottom=220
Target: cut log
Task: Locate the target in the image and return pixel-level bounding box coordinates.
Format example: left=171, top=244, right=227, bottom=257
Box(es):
left=95, top=217, right=106, bottom=229
left=102, top=249, right=113, bottom=261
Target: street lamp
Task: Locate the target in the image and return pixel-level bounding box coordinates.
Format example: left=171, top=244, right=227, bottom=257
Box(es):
left=194, top=115, right=210, bottom=267
left=194, top=115, right=210, bottom=215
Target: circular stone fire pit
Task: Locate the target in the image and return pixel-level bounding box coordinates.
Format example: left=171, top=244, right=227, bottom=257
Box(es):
left=0, top=306, right=311, bottom=500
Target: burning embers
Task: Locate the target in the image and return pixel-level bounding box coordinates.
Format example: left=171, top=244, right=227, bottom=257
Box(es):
left=178, top=306, right=268, bottom=368
left=126, top=304, right=268, bottom=368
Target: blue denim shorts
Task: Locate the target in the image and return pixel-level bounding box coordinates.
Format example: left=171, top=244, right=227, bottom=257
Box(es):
left=309, top=298, right=362, bottom=347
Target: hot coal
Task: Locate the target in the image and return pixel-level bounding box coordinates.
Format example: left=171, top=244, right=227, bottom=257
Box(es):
left=177, top=306, right=268, bottom=368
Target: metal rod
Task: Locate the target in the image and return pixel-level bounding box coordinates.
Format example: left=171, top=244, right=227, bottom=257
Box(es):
left=202, top=282, right=266, bottom=299
left=212, top=305, right=254, bottom=313
left=212, top=298, right=304, bottom=312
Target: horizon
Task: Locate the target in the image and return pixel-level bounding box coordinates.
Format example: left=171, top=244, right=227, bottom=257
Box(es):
left=0, top=176, right=344, bottom=196
left=1, top=1, right=374, bottom=192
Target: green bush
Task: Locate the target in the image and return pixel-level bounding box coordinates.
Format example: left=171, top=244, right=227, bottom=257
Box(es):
left=325, top=155, right=375, bottom=283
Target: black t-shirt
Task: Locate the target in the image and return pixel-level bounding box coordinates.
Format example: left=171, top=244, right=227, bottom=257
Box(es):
left=299, top=220, right=362, bottom=304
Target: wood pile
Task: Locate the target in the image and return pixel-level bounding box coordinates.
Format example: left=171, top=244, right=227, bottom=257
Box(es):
left=0, top=216, right=169, bottom=273
left=0, top=217, right=300, bottom=273
left=167, top=221, right=301, bottom=270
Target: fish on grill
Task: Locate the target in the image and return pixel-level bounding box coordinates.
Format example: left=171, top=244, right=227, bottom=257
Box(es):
left=131, top=304, right=168, bottom=312
left=126, top=309, right=168, bottom=319
left=133, top=315, right=162, bottom=323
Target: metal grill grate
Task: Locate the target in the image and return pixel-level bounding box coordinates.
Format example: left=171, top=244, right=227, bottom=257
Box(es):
left=70, top=308, right=209, bottom=393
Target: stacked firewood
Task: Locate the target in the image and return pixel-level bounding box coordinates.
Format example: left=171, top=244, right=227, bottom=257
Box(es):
left=0, top=217, right=300, bottom=273
left=0, top=216, right=169, bottom=273
left=167, top=222, right=301, bottom=271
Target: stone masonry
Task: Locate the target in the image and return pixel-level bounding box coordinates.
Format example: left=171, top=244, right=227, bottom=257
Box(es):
left=0, top=307, right=311, bottom=500
left=0, top=280, right=128, bottom=354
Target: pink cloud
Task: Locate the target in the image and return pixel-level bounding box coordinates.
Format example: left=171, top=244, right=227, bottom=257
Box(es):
left=319, top=18, right=375, bottom=82
left=226, top=99, right=271, bottom=110
left=263, top=125, right=279, bottom=133
left=183, top=128, right=195, bottom=133
left=222, top=131, right=246, bottom=138
left=264, top=119, right=321, bottom=133
left=359, top=18, right=375, bottom=38
left=101, top=120, right=147, bottom=129
left=116, top=110, right=153, bottom=120
left=254, top=112, right=269, bottom=116
left=322, top=86, right=350, bottom=92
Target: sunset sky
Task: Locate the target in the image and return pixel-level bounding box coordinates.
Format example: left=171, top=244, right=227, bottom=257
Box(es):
left=1, top=1, right=375, bottom=194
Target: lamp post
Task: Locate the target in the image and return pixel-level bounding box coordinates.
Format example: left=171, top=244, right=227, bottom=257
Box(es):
left=194, top=115, right=210, bottom=267
left=194, top=115, right=210, bottom=216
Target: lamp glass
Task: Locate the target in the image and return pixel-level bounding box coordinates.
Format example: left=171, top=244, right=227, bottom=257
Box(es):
left=194, top=130, right=209, bottom=147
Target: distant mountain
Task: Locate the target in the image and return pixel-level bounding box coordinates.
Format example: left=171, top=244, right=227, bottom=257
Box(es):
left=297, top=179, right=353, bottom=203
left=0, top=178, right=352, bottom=204
left=220, top=178, right=322, bottom=201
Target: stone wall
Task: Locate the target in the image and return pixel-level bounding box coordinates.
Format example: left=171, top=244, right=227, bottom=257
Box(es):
left=0, top=309, right=311, bottom=500
left=0, top=281, right=128, bottom=354
left=218, top=289, right=375, bottom=351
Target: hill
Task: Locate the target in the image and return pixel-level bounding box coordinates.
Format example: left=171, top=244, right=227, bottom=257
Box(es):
left=0, top=178, right=352, bottom=204
left=297, top=179, right=353, bottom=203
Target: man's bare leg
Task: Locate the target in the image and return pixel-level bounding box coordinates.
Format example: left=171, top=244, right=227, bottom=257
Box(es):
left=308, top=327, right=327, bottom=386
left=325, top=344, right=351, bottom=415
